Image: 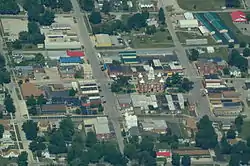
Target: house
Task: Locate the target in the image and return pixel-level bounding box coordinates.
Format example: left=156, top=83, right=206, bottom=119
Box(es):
left=21, top=83, right=44, bottom=99
left=40, top=104, right=67, bottom=115
left=229, top=66, right=241, bottom=77
left=1, top=149, right=19, bottom=158
left=230, top=11, right=247, bottom=22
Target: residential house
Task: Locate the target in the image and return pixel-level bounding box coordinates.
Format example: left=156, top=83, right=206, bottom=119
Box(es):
left=229, top=66, right=241, bottom=77
left=21, top=83, right=44, bottom=99
left=1, top=149, right=19, bottom=158
left=37, top=121, right=50, bottom=132
left=0, top=130, right=15, bottom=150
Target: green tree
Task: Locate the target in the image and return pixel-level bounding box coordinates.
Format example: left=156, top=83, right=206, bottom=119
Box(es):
left=27, top=7, right=40, bottom=22
left=195, top=115, right=218, bottom=149
left=229, top=49, right=248, bottom=72
left=227, top=129, right=236, bottom=139
left=98, top=104, right=104, bottom=112
left=86, top=131, right=97, bottom=147
left=80, top=0, right=94, bottom=11
left=243, top=47, right=250, bottom=57
left=102, top=1, right=111, bottom=14
left=29, top=138, right=46, bottom=152
left=220, top=135, right=231, bottom=154
left=146, top=25, right=157, bottom=35
left=34, top=53, right=45, bottom=66
left=48, top=131, right=67, bottom=154
left=28, top=22, right=40, bottom=34
left=223, top=68, right=230, bottom=75
left=89, top=11, right=102, bottom=24
left=22, top=120, right=38, bottom=140
left=229, top=154, right=240, bottom=166
left=142, top=10, right=149, bottom=20
left=26, top=95, right=37, bottom=107
left=235, top=115, right=243, bottom=132
left=188, top=49, right=199, bottom=61
left=127, top=13, right=147, bottom=29
left=137, top=151, right=156, bottom=166
left=239, top=41, right=246, bottom=48
left=124, top=143, right=136, bottom=159
left=172, top=153, right=180, bottom=166
left=0, top=124, right=4, bottom=139
left=158, top=8, right=165, bottom=24
left=69, top=88, right=77, bottom=96
left=181, top=78, right=194, bottom=92
left=17, top=151, right=28, bottom=166
left=39, top=9, right=55, bottom=26
left=37, top=94, right=47, bottom=106
left=247, top=137, right=250, bottom=147
left=12, top=40, right=22, bottom=49
left=67, top=133, right=85, bottom=163
left=58, top=0, right=72, bottom=12
left=59, top=118, right=75, bottom=141
left=4, top=94, right=15, bottom=114
left=121, top=0, right=129, bottom=10
left=181, top=155, right=191, bottom=166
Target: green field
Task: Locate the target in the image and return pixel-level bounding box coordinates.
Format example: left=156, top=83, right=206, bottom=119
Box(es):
left=219, top=13, right=250, bottom=43
left=176, top=31, right=216, bottom=45
left=199, top=47, right=229, bottom=61
left=176, top=0, right=226, bottom=11
left=130, top=31, right=174, bottom=48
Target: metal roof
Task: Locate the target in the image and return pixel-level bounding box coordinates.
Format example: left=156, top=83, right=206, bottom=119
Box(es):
left=59, top=57, right=82, bottom=63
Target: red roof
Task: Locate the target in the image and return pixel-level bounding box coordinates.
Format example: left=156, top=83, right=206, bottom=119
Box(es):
left=231, top=11, right=247, bottom=22
left=156, top=151, right=171, bottom=157
left=66, top=50, right=84, bottom=57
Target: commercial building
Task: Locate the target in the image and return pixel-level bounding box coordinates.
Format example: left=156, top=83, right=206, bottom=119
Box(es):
left=90, top=34, right=123, bottom=48
left=66, top=50, right=84, bottom=57
left=79, top=80, right=99, bottom=95
left=203, top=12, right=228, bottom=33
left=231, top=11, right=247, bottom=22
left=40, top=104, right=67, bottom=115
left=59, top=57, right=82, bottom=66
left=124, top=113, right=138, bottom=131
left=43, top=30, right=81, bottom=49
left=131, top=94, right=158, bottom=111
left=179, top=19, right=199, bottom=28
left=186, top=39, right=208, bottom=45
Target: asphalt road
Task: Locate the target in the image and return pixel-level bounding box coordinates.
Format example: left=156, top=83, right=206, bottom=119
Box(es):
left=70, top=0, right=125, bottom=153
left=159, top=0, right=213, bottom=120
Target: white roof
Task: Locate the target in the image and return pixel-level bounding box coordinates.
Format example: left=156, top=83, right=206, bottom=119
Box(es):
left=179, top=19, right=199, bottom=28
left=125, top=114, right=138, bottom=129
left=198, top=26, right=210, bottom=35
left=184, top=12, right=194, bottom=20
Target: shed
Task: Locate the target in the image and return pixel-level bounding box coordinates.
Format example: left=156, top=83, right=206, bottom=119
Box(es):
left=179, top=19, right=199, bottom=28
left=198, top=26, right=210, bottom=36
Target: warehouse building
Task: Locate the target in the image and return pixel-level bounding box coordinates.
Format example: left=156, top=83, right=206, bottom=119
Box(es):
left=198, top=26, right=210, bottom=36
left=203, top=12, right=228, bottom=33
left=59, top=57, right=82, bottom=66
left=186, top=39, right=208, bottom=45
left=44, top=31, right=81, bottom=49
left=179, top=19, right=199, bottom=28
left=230, top=11, right=247, bottom=22
left=90, top=34, right=123, bottom=48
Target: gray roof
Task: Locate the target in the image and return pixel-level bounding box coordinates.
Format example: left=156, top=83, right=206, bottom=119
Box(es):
left=117, top=94, right=132, bottom=105
left=43, top=86, right=70, bottom=99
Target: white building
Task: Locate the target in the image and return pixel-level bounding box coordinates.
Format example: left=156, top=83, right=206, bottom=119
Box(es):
left=138, top=0, right=154, bottom=8
left=179, top=19, right=199, bottom=28
left=124, top=113, right=138, bottom=130
left=184, top=12, right=194, bottom=20
left=79, top=80, right=99, bottom=95
left=198, top=26, right=210, bottom=36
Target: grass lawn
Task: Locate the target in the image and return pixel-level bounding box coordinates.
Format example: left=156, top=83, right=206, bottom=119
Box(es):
left=130, top=31, right=174, bottom=48
left=218, top=13, right=250, bottom=43
left=176, top=31, right=216, bottom=45
left=199, top=47, right=229, bottom=61
left=176, top=0, right=225, bottom=11
left=240, top=121, right=250, bottom=139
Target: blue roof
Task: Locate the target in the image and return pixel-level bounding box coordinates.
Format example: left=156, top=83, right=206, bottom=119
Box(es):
left=59, top=57, right=82, bottom=63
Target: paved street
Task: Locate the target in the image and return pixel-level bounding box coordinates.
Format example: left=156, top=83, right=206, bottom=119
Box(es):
left=0, top=37, right=36, bottom=165
left=70, top=0, right=124, bottom=153
left=160, top=0, right=213, bottom=120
